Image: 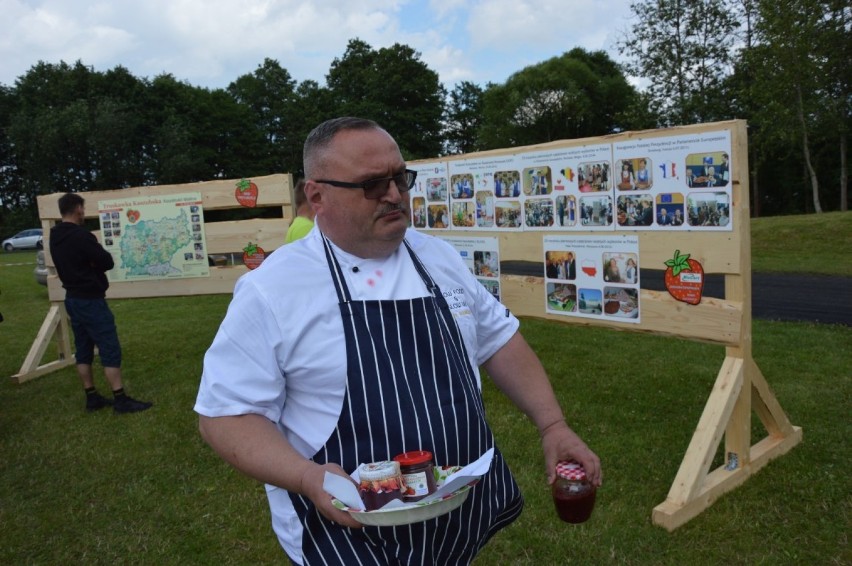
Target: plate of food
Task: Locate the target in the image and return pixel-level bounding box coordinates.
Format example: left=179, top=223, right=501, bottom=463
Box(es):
left=332, top=465, right=479, bottom=527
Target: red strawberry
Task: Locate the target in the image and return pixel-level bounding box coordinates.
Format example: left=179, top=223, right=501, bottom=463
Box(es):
left=663, top=249, right=704, bottom=305
left=242, top=242, right=266, bottom=270
left=235, top=178, right=259, bottom=208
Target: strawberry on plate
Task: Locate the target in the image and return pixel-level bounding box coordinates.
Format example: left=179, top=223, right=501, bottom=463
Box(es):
left=242, top=242, right=266, bottom=270
left=235, top=178, right=259, bottom=208
left=663, top=249, right=704, bottom=305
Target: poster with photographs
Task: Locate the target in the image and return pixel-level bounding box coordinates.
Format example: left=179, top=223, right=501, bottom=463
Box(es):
left=447, top=155, right=523, bottom=231
left=97, top=192, right=209, bottom=282
left=439, top=236, right=502, bottom=302
left=612, top=131, right=732, bottom=231
left=408, top=161, right=450, bottom=231
left=544, top=235, right=640, bottom=323
left=519, top=144, right=614, bottom=232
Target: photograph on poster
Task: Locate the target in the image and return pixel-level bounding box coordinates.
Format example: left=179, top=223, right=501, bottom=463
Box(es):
left=603, top=287, right=639, bottom=318
left=412, top=197, right=427, bottom=228
left=496, top=201, right=522, bottom=228
left=546, top=283, right=577, bottom=312
left=580, top=195, right=613, bottom=226
left=452, top=201, right=476, bottom=227
left=617, top=194, right=654, bottom=226
left=427, top=177, right=448, bottom=201
left=479, top=278, right=501, bottom=302
left=687, top=192, right=731, bottom=227
left=427, top=204, right=450, bottom=229
left=545, top=250, right=577, bottom=280
left=473, top=250, right=500, bottom=277
left=476, top=192, right=495, bottom=227
left=523, top=166, right=553, bottom=196
left=686, top=151, right=729, bottom=188
left=602, top=252, right=639, bottom=284
left=451, top=173, right=475, bottom=199
left=554, top=195, right=578, bottom=227
left=577, top=161, right=612, bottom=192
left=494, top=170, right=521, bottom=198
left=525, top=198, right=554, bottom=228
left=578, top=288, right=603, bottom=315
left=655, top=193, right=686, bottom=226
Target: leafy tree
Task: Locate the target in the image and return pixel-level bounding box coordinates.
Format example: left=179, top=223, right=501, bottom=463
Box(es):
left=742, top=0, right=850, bottom=213
left=443, top=81, right=484, bottom=155
left=326, top=39, right=445, bottom=159
left=478, top=48, right=641, bottom=149
left=618, top=0, right=740, bottom=126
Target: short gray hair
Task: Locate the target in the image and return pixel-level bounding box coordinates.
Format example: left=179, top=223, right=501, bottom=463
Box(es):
left=303, top=117, right=383, bottom=178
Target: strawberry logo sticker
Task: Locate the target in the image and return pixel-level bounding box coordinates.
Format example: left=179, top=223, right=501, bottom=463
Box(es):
left=235, top=178, right=259, bottom=208
left=126, top=209, right=141, bottom=223
left=663, top=250, right=704, bottom=305
left=242, top=242, right=266, bottom=270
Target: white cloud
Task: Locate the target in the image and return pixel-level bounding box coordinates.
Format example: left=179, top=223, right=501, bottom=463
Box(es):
left=0, top=0, right=636, bottom=89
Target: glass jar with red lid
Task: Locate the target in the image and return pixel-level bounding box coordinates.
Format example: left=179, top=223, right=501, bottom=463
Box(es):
left=552, top=460, right=597, bottom=523
left=393, top=450, right=437, bottom=502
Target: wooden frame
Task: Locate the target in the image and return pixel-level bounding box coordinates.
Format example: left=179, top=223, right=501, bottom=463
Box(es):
left=407, top=120, right=801, bottom=530
left=12, top=173, right=293, bottom=383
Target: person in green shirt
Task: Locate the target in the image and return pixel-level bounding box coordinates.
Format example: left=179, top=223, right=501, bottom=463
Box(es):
left=285, top=179, right=315, bottom=244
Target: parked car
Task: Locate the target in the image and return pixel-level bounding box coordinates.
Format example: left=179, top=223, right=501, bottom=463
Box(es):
left=3, top=228, right=43, bottom=251
left=34, top=250, right=48, bottom=286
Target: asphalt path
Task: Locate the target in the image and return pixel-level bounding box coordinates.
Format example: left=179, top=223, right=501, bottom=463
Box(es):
left=501, top=262, right=851, bottom=326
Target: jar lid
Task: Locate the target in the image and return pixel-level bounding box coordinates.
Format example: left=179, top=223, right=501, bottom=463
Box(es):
left=555, top=460, right=587, bottom=481
left=393, top=450, right=433, bottom=466
left=358, top=461, right=401, bottom=481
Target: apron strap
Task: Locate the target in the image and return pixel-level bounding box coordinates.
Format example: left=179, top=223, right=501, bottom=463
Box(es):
left=320, top=232, right=352, bottom=304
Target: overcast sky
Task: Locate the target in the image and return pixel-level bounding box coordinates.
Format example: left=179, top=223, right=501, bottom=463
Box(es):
left=2, top=0, right=639, bottom=91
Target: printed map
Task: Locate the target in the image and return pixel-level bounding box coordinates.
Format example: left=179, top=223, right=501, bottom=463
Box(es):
left=97, top=192, right=210, bottom=282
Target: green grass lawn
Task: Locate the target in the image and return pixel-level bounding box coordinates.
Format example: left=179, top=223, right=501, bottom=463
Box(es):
left=0, top=212, right=849, bottom=564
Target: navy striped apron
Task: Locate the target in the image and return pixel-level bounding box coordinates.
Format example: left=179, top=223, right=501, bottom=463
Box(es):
left=290, top=237, right=523, bottom=565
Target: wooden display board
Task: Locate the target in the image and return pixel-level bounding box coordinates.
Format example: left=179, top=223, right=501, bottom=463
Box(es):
left=13, top=173, right=293, bottom=382
left=407, top=120, right=801, bottom=530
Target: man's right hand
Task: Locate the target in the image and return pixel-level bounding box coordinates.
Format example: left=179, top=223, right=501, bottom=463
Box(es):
left=300, top=463, right=364, bottom=529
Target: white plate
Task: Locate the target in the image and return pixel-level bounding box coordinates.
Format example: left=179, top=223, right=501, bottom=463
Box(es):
left=332, top=466, right=477, bottom=527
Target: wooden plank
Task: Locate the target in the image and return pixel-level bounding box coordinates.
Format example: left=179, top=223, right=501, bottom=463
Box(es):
left=37, top=174, right=292, bottom=219
left=664, top=356, right=743, bottom=504
left=503, top=275, right=743, bottom=346
left=749, top=358, right=796, bottom=437
left=12, top=359, right=75, bottom=385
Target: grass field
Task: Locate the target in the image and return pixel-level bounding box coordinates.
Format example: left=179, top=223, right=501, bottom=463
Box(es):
left=0, top=212, right=849, bottom=564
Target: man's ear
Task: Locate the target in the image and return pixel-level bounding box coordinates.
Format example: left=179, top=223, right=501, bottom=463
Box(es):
left=305, top=180, right=323, bottom=211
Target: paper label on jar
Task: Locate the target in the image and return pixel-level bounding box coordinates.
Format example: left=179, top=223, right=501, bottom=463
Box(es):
left=402, top=471, right=430, bottom=497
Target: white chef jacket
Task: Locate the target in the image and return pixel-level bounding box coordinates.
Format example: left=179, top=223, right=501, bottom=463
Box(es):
left=194, top=225, right=519, bottom=560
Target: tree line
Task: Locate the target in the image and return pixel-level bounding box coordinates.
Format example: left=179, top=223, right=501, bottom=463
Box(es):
left=0, top=0, right=847, bottom=236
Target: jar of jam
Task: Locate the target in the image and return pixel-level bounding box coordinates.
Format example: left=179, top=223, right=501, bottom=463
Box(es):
left=552, top=460, right=596, bottom=524
left=357, top=461, right=405, bottom=511
left=393, top=450, right=437, bottom=502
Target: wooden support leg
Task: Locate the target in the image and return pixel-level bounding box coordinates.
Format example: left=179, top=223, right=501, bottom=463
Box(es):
left=11, top=303, right=75, bottom=384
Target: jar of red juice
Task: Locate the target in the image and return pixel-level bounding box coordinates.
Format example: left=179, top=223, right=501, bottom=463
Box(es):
left=552, top=460, right=596, bottom=523
left=393, top=450, right=437, bottom=502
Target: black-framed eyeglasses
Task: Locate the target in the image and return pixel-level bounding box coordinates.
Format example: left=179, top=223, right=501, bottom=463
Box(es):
left=314, top=169, right=417, bottom=200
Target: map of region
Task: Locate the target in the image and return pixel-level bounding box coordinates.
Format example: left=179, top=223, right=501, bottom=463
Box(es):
left=120, top=209, right=193, bottom=276
left=98, top=192, right=210, bottom=282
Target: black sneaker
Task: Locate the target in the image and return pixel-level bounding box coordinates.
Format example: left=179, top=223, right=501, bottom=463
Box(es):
left=113, top=396, right=153, bottom=414
left=86, top=392, right=114, bottom=412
